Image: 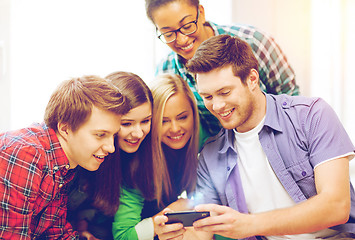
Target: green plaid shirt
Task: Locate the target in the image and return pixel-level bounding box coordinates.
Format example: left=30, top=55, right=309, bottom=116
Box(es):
left=155, top=22, right=300, bottom=142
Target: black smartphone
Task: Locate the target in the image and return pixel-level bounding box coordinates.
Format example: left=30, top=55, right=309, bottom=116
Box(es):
left=165, top=210, right=210, bottom=227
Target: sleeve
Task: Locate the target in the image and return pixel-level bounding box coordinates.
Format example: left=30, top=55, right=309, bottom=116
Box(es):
left=0, top=142, right=78, bottom=240
left=154, top=53, right=180, bottom=77
left=305, top=98, right=355, bottom=167
left=112, top=187, right=154, bottom=240
left=250, top=29, right=300, bottom=96
left=46, top=211, right=78, bottom=240
left=194, top=151, right=221, bottom=206
left=44, top=193, right=79, bottom=240
left=0, top=144, right=43, bottom=239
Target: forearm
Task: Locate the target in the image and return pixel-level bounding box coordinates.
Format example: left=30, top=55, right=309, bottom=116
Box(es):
left=195, top=158, right=351, bottom=239
left=252, top=158, right=351, bottom=236
left=250, top=193, right=350, bottom=237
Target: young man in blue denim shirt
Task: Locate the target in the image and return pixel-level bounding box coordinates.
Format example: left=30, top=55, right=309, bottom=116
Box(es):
left=151, top=35, right=355, bottom=240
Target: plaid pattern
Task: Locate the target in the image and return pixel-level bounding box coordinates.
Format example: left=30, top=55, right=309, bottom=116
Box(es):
left=0, top=123, right=78, bottom=239
left=155, top=22, right=300, bottom=138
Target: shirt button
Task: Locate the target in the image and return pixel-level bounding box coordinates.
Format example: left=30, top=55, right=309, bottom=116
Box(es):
left=65, top=165, right=70, bottom=169
left=301, top=171, right=307, bottom=177
left=227, top=167, right=230, bottom=171
left=59, top=183, right=63, bottom=188
left=282, top=102, right=287, bottom=106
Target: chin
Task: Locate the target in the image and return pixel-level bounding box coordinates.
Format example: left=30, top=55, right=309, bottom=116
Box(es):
left=221, top=122, right=237, bottom=130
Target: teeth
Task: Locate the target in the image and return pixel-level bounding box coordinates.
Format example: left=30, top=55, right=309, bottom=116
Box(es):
left=181, top=42, right=193, bottom=50
left=170, top=134, right=183, bottom=140
left=126, top=139, right=139, bottom=144
left=94, top=155, right=105, bottom=159
left=220, top=109, right=233, bottom=117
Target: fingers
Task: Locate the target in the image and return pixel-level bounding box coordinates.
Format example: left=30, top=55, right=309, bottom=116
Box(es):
left=195, top=203, right=229, bottom=215
left=157, top=223, right=186, bottom=240
left=154, top=212, right=186, bottom=240
left=193, top=204, right=234, bottom=232
left=154, top=214, right=168, bottom=225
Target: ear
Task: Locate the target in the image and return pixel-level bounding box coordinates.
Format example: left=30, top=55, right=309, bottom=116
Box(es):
left=57, top=122, right=70, bottom=140
left=198, top=4, right=206, bottom=23
left=247, top=69, right=260, bottom=91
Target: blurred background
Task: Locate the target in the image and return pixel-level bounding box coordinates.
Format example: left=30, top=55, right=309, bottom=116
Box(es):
left=0, top=0, right=354, bottom=175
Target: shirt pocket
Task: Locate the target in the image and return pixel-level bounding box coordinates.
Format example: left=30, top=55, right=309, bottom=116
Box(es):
left=286, top=160, right=316, bottom=199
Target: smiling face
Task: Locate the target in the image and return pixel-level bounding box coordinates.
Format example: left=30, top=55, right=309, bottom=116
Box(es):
left=58, top=106, right=122, bottom=171
left=117, top=102, right=152, bottom=153
left=197, top=66, right=264, bottom=133
left=152, top=2, right=213, bottom=61
left=161, top=92, right=194, bottom=149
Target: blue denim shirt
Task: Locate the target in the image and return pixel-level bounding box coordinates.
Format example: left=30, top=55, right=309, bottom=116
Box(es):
left=196, top=94, right=355, bottom=238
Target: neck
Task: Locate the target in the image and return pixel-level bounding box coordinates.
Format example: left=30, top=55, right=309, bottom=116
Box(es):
left=56, top=132, right=76, bottom=169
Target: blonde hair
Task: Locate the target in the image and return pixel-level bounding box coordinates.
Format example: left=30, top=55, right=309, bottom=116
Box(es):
left=44, top=75, right=129, bottom=132
left=150, top=73, right=199, bottom=201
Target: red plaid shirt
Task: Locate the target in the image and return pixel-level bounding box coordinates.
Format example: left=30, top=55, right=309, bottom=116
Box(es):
left=0, top=123, right=78, bottom=239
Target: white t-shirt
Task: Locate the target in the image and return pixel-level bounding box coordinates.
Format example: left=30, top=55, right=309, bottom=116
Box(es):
left=233, top=117, right=341, bottom=239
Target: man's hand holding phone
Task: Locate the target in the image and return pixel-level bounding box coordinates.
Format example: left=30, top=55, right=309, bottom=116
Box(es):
left=153, top=208, right=211, bottom=240
left=165, top=210, right=210, bottom=227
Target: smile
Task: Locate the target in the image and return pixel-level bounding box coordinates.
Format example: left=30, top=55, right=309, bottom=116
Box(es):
left=125, top=139, right=140, bottom=144
left=93, top=154, right=106, bottom=163
left=219, top=109, right=234, bottom=118
left=168, top=133, right=184, bottom=140
left=180, top=42, right=193, bottom=51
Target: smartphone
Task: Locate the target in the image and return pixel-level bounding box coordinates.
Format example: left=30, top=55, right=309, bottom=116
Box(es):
left=165, top=210, right=210, bottom=227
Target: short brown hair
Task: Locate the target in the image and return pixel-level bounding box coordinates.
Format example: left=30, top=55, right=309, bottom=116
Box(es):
left=44, top=75, right=129, bottom=132
left=186, top=34, right=258, bottom=84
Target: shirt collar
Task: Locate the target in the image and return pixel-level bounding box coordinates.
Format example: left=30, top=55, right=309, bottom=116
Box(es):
left=217, top=93, right=284, bottom=154
left=264, top=94, right=283, bottom=133
left=219, top=129, right=236, bottom=154
left=41, top=123, right=71, bottom=175
left=206, top=21, right=219, bottom=36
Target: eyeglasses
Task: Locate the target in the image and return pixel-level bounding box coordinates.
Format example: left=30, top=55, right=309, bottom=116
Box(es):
left=157, top=10, right=199, bottom=44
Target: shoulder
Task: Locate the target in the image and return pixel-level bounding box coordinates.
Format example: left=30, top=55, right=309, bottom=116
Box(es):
left=121, top=186, right=145, bottom=201
left=273, top=94, right=328, bottom=115
left=268, top=94, right=334, bottom=131
left=200, top=128, right=231, bottom=155
left=211, top=21, right=270, bottom=41
left=0, top=124, right=52, bottom=170
left=155, top=51, right=179, bottom=74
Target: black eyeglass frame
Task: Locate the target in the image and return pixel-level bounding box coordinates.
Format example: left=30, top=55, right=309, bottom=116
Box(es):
left=156, top=9, right=200, bottom=44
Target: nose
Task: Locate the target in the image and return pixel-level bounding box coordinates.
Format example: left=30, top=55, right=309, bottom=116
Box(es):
left=169, top=120, right=181, bottom=133
left=212, top=97, right=226, bottom=112
left=103, top=136, right=115, bottom=154
left=175, top=31, right=189, bottom=45
left=131, top=124, right=144, bottom=138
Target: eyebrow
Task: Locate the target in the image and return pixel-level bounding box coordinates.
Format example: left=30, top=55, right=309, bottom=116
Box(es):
left=199, top=87, right=230, bottom=95
left=121, top=115, right=152, bottom=121
left=163, top=111, right=188, bottom=119
left=176, top=111, right=189, bottom=117
left=160, top=14, right=194, bottom=31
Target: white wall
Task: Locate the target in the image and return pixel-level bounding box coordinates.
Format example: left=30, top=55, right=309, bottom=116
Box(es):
left=7, top=0, right=158, bottom=130
left=231, top=0, right=312, bottom=97
left=0, top=0, right=10, bottom=132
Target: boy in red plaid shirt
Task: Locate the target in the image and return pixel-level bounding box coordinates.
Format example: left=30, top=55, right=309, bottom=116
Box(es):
left=0, top=75, right=129, bottom=239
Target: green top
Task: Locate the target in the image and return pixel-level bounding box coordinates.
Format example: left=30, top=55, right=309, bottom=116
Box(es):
left=112, top=187, right=146, bottom=240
